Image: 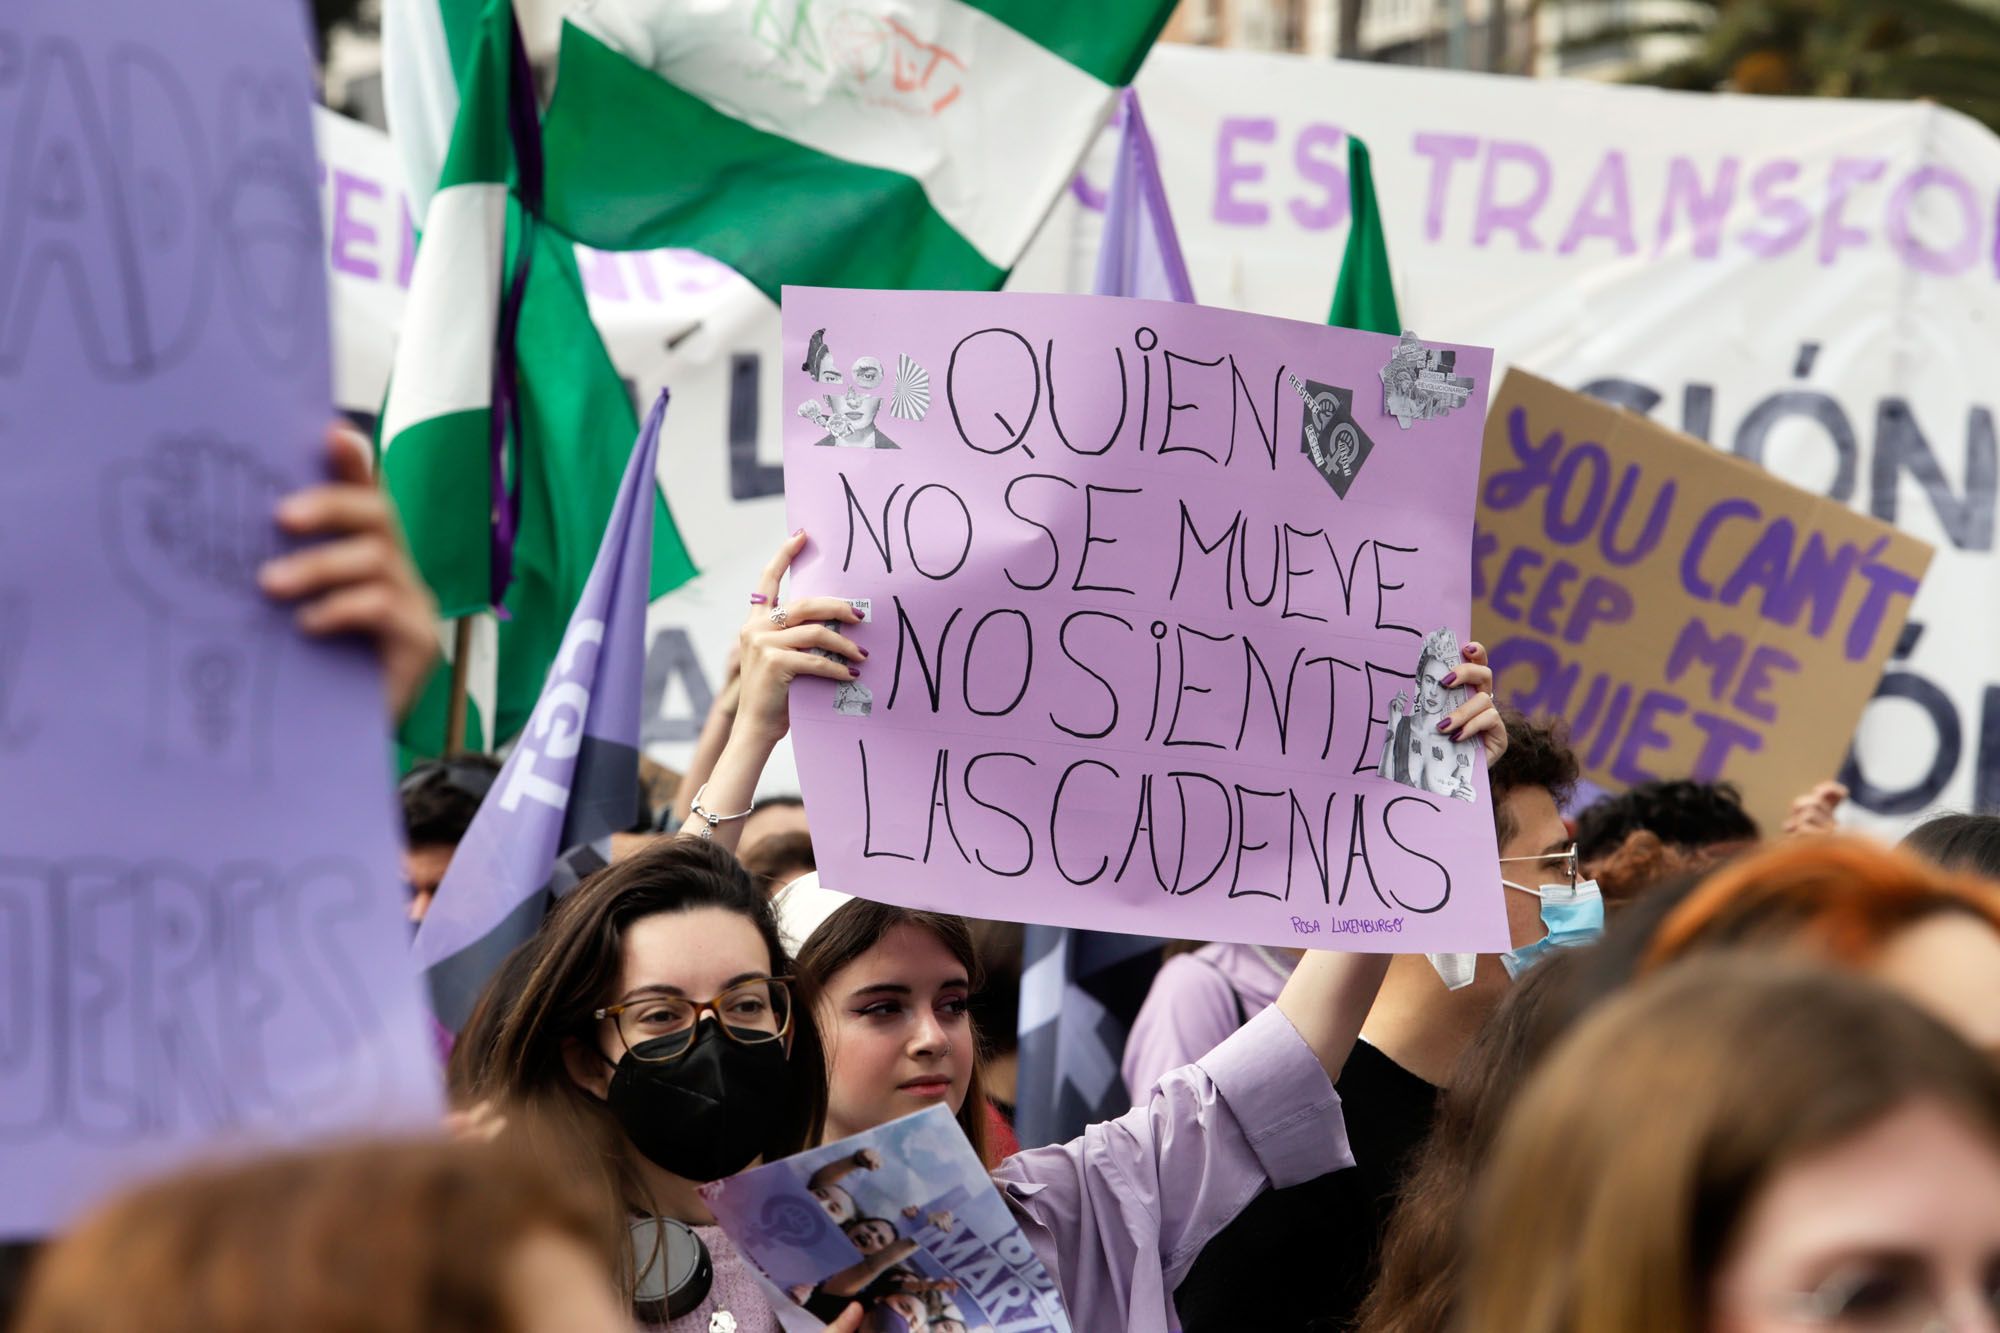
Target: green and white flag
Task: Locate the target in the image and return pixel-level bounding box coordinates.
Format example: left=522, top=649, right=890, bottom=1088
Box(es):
left=1328, top=135, right=1401, bottom=336
left=536, top=0, right=1176, bottom=298
left=380, top=0, right=1175, bottom=754
left=381, top=0, right=697, bottom=756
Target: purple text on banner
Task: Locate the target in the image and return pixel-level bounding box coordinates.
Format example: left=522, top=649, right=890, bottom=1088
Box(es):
left=780, top=287, right=1507, bottom=952
left=0, top=0, right=442, bottom=1238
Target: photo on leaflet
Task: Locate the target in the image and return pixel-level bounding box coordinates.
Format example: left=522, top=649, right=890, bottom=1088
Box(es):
left=702, top=1105, right=1071, bottom=1333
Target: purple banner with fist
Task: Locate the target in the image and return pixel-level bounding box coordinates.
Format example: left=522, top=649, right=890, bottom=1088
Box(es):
left=0, top=0, right=440, bottom=1237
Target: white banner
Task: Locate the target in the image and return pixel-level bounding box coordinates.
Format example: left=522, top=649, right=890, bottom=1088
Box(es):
left=317, top=42, right=2000, bottom=822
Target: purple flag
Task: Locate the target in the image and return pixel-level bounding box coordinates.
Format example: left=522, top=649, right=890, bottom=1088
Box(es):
left=1016, top=89, right=1191, bottom=1146
left=1091, top=87, right=1195, bottom=304
left=415, top=391, right=667, bottom=1030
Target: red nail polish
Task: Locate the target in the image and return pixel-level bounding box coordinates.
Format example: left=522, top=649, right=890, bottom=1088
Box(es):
left=859, top=647, right=870, bottom=658
left=850, top=667, right=862, bottom=679
left=1441, top=671, right=1458, bottom=687
left=1437, top=717, right=1453, bottom=733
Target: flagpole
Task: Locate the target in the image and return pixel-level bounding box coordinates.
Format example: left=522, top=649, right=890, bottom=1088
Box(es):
left=444, top=616, right=473, bottom=754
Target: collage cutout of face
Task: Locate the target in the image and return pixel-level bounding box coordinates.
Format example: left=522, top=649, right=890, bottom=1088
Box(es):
left=800, top=329, right=899, bottom=451
left=1377, top=628, right=1479, bottom=804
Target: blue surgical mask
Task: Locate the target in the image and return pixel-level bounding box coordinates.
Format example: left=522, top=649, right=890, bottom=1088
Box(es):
left=1499, top=879, right=1604, bottom=979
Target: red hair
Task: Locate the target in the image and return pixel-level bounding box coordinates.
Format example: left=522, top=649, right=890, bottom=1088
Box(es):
left=1644, top=835, right=2000, bottom=970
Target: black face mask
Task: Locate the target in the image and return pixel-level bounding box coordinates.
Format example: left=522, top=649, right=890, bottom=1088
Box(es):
left=605, top=1023, right=791, bottom=1182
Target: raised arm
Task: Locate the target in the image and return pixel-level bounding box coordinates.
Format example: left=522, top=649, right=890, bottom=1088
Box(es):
left=807, top=1148, right=883, bottom=1192
left=678, top=531, right=863, bottom=850
left=1280, top=642, right=1505, bottom=1080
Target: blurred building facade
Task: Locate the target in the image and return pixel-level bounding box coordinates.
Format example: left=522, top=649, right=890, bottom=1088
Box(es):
left=1157, top=0, right=1689, bottom=77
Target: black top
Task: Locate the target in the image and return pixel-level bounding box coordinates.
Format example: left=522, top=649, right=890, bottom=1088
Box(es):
left=1173, top=1039, right=1440, bottom=1333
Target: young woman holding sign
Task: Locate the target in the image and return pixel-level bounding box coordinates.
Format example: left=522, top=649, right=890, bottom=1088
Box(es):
left=687, top=533, right=1510, bottom=1333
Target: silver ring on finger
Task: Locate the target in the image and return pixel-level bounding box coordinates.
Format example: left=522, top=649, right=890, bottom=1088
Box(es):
left=768, top=607, right=789, bottom=627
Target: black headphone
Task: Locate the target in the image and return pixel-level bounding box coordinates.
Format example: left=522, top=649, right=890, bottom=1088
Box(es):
left=631, top=1216, right=714, bottom=1321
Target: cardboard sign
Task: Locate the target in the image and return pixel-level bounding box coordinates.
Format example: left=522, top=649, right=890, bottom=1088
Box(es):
left=0, top=1, right=441, bottom=1237
left=782, top=286, right=1506, bottom=952
left=702, top=1106, right=1069, bottom=1333
left=1474, top=371, right=1934, bottom=831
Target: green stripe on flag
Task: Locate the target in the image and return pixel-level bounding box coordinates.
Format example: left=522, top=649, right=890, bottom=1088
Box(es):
left=435, top=0, right=488, bottom=83
left=382, top=407, right=494, bottom=620
left=965, top=0, right=1174, bottom=87
left=491, top=224, right=698, bottom=744
left=438, top=0, right=513, bottom=188
left=1329, top=136, right=1401, bottom=336
left=540, top=23, right=1005, bottom=300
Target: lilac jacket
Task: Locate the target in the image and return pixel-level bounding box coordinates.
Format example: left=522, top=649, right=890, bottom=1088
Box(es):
left=997, top=1004, right=1350, bottom=1332
left=662, top=1005, right=1346, bottom=1333
left=1121, top=943, right=1295, bottom=1099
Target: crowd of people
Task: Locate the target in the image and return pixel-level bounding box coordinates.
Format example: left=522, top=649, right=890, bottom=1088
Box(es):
left=14, top=463, right=2000, bottom=1333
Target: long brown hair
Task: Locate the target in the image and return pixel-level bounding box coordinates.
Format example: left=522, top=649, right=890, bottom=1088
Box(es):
left=453, top=838, right=827, bottom=1292
left=1458, top=956, right=2000, bottom=1333
left=15, top=1138, right=615, bottom=1333
left=794, top=900, right=995, bottom=1167
left=1356, top=949, right=1589, bottom=1333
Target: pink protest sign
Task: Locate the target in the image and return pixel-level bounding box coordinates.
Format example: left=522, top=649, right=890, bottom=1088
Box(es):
left=782, top=287, right=1505, bottom=951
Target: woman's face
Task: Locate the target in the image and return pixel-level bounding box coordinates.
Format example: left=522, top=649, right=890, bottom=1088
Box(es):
left=882, top=1292, right=928, bottom=1325
left=1417, top=656, right=1451, bottom=713
left=564, top=906, right=778, bottom=1098
left=818, top=923, right=975, bottom=1141
left=1868, top=913, right=2000, bottom=1058
left=1709, top=1097, right=2000, bottom=1333
left=813, top=1184, right=856, bottom=1224
left=846, top=1217, right=897, bottom=1253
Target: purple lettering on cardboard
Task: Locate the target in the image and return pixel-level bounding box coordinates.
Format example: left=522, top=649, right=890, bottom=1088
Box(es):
left=1213, top=117, right=1276, bottom=226
left=1847, top=558, right=1922, bottom=662
left=329, top=170, right=382, bottom=280
left=1288, top=123, right=1348, bottom=231
left=1731, top=643, right=1801, bottom=723
left=1886, top=164, right=1980, bottom=277
left=1473, top=140, right=1551, bottom=252
left=1681, top=497, right=1762, bottom=598
left=1557, top=149, right=1636, bottom=256
left=1818, top=156, right=1887, bottom=266
left=1666, top=617, right=1744, bottom=703
left=1655, top=155, right=1739, bottom=259
left=1689, top=709, right=1764, bottom=779
left=1412, top=132, right=1479, bottom=243
left=1609, top=689, right=1686, bottom=785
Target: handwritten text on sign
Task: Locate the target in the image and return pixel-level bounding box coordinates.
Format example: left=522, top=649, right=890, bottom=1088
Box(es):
left=782, top=287, right=1506, bottom=952
left=1474, top=371, right=1933, bottom=831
